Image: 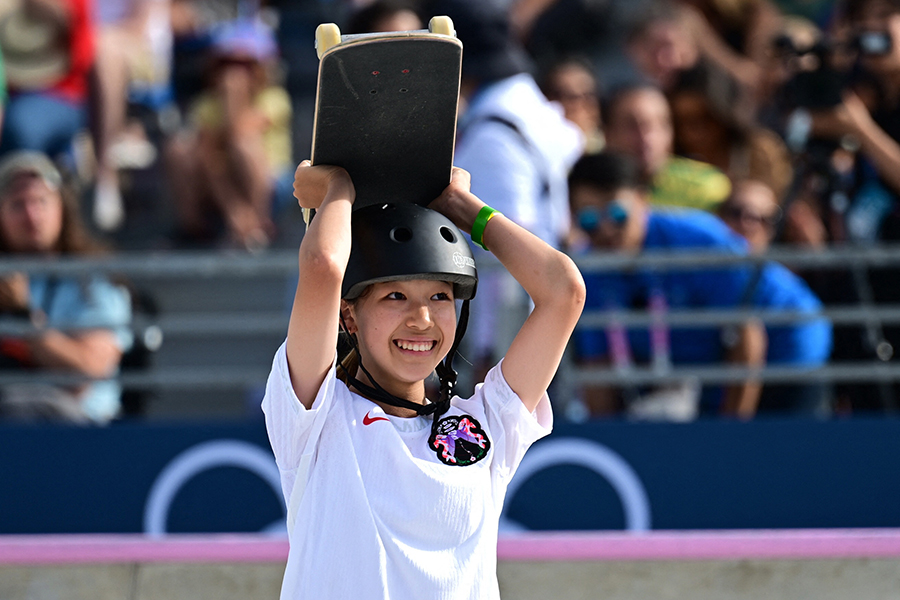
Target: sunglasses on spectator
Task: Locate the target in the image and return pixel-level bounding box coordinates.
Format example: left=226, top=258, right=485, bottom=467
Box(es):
left=576, top=201, right=629, bottom=232
left=720, top=203, right=782, bottom=228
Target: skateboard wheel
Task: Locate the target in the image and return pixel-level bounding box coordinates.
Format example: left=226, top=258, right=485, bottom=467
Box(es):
left=316, top=23, right=341, bottom=59
left=428, top=16, right=455, bottom=37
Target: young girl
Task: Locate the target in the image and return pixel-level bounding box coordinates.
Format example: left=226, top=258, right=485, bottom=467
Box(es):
left=262, top=161, right=585, bottom=599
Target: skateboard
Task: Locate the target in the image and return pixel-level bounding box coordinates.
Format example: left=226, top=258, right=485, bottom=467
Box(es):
left=309, top=17, right=462, bottom=218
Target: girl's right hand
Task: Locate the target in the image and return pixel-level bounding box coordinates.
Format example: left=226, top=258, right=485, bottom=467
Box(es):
left=293, top=161, right=355, bottom=209
left=429, top=167, right=485, bottom=234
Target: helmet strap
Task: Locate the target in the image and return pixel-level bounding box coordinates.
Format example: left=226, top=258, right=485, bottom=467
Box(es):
left=336, top=300, right=471, bottom=434
left=338, top=313, right=443, bottom=415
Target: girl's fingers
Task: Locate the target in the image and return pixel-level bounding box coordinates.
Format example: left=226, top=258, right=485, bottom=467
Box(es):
left=450, top=166, right=471, bottom=190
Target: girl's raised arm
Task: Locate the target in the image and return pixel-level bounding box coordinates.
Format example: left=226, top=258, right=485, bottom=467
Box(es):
left=286, top=161, right=355, bottom=408
left=431, top=168, right=586, bottom=412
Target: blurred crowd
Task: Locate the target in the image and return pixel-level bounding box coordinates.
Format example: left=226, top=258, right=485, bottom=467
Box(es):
left=1, top=0, right=900, bottom=424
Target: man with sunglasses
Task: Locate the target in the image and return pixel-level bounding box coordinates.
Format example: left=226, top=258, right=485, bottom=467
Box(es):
left=568, top=153, right=832, bottom=419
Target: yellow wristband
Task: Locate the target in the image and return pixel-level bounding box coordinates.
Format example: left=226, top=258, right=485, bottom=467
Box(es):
left=471, top=206, right=501, bottom=251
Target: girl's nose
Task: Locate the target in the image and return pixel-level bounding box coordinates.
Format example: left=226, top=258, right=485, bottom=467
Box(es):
left=407, top=304, right=433, bottom=329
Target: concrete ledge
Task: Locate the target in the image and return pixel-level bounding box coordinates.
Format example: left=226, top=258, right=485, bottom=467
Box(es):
left=2, top=531, right=900, bottom=600
left=498, top=558, right=900, bottom=600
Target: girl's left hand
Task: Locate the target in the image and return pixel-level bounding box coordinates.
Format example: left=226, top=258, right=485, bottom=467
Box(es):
left=429, top=167, right=484, bottom=234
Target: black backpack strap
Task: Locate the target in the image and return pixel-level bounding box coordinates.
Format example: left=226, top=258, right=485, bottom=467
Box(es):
left=460, top=115, right=551, bottom=201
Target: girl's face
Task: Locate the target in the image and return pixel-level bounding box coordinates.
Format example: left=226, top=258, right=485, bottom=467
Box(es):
left=343, top=279, right=457, bottom=401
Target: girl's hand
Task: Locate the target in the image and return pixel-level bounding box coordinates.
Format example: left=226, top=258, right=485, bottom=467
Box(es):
left=429, top=167, right=485, bottom=234
left=293, top=160, right=355, bottom=209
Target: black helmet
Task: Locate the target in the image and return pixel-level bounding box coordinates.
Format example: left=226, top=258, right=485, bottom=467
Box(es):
left=342, top=203, right=478, bottom=300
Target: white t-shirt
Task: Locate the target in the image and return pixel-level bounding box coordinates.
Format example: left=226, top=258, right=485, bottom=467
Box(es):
left=262, top=343, right=552, bottom=600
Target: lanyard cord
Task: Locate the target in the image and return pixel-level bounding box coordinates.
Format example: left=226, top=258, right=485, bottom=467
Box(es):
left=606, top=280, right=670, bottom=373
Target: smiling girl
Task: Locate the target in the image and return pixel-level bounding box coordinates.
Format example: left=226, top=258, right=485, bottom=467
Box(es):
left=262, top=161, right=585, bottom=599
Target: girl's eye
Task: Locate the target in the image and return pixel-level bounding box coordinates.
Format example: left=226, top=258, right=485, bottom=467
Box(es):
left=386, top=292, right=406, bottom=300
left=432, top=292, right=452, bottom=301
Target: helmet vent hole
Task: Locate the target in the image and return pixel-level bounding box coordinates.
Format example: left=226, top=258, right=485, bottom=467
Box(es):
left=391, top=226, right=413, bottom=242
left=439, top=226, right=456, bottom=243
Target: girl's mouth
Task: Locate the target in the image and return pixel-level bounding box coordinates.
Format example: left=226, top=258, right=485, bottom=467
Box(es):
left=394, top=340, right=436, bottom=352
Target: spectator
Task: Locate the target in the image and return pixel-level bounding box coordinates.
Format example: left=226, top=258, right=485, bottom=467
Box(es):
left=0, top=0, right=94, bottom=158
left=603, top=82, right=732, bottom=211
left=511, top=0, right=635, bottom=93
left=806, top=0, right=900, bottom=235
left=165, top=17, right=292, bottom=250
left=669, top=65, right=794, bottom=200
left=627, top=0, right=703, bottom=92
left=627, top=0, right=774, bottom=100
left=426, top=0, right=583, bottom=383
left=717, top=178, right=783, bottom=253
left=680, top=0, right=784, bottom=86
left=718, top=178, right=834, bottom=415
left=541, top=56, right=605, bottom=154
left=347, top=0, right=422, bottom=34
left=802, top=0, right=900, bottom=408
left=169, top=0, right=240, bottom=111
left=569, top=152, right=765, bottom=419
left=90, top=0, right=174, bottom=232
left=0, top=151, right=132, bottom=424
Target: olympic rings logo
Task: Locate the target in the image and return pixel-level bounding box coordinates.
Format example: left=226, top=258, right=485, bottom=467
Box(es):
left=143, top=440, right=286, bottom=537
left=143, top=437, right=650, bottom=535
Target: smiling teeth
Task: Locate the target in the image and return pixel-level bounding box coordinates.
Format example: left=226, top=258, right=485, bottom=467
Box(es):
left=395, top=340, right=434, bottom=352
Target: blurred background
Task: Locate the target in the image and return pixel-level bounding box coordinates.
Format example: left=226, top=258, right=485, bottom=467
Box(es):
left=1, top=0, right=900, bottom=596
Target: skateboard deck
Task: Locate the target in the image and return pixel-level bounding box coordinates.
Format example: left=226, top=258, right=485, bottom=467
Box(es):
left=311, top=18, right=462, bottom=212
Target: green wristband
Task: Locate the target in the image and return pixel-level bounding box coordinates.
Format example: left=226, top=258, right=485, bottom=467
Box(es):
left=471, top=206, right=501, bottom=251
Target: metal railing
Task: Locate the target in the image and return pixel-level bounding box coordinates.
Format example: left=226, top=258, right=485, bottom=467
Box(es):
left=2, top=245, right=900, bottom=394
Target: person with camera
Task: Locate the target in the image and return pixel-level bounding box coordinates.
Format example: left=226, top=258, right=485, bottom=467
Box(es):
left=803, top=0, right=900, bottom=229
left=785, top=0, right=900, bottom=412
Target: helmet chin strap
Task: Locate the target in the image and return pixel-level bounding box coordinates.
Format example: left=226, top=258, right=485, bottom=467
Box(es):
left=338, top=301, right=470, bottom=435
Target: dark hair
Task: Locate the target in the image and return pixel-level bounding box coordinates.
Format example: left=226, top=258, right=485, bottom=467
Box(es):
left=841, top=0, right=900, bottom=23
left=601, top=82, right=665, bottom=127
left=424, top=0, right=532, bottom=82
left=539, top=55, right=602, bottom=100
left=668, top=64, right=751, bottom=149
left=347, top=0, right=423, bottom=34
left=568, top=152, right=645, bottom=192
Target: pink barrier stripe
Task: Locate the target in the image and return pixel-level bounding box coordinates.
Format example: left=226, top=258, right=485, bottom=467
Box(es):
left=0, top=534, right=288, bottom=565
left=2, top=530, right=900, bottom=565
left=497, top=529, right=900, bottom=561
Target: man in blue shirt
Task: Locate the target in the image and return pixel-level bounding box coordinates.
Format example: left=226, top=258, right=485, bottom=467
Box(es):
left=569, top=152, right=832, bottom=418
